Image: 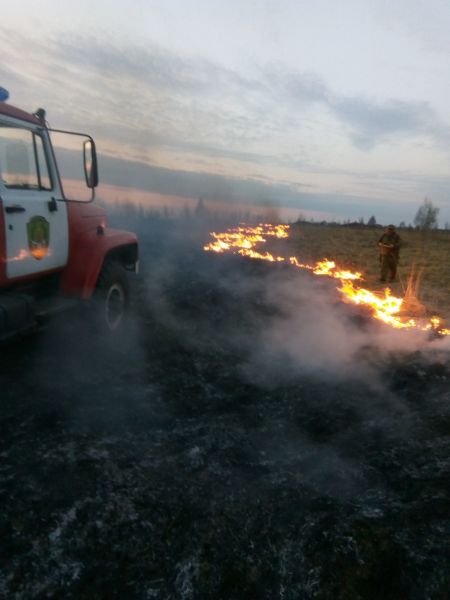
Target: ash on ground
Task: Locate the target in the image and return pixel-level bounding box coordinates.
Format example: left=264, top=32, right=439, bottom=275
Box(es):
left=1, top=215, right=449, bottom=600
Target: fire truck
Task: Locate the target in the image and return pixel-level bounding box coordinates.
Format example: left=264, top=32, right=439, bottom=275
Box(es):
left=0, top=89, right=138, bottom=342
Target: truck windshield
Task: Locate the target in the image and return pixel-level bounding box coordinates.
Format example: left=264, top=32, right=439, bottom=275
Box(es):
left=0, top=125, right=52, bottom=191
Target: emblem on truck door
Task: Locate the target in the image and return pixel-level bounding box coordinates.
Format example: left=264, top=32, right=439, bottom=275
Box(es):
left=27, top=216, right=50, bottom=260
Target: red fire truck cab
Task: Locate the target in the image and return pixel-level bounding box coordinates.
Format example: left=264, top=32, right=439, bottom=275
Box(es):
left=0, top=91, right=138, bottom=342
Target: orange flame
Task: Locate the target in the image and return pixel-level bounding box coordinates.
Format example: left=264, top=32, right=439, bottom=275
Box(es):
left=204, top=223, right=450, bottom=336
left=6, top=249, right=30, bottom=262
left=204, top=224, right=289, bottom=261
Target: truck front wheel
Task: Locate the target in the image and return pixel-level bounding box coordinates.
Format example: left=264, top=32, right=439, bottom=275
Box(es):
left=95, top=261, right=130, bottom=333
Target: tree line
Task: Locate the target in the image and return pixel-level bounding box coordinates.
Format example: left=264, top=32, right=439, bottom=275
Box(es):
left=297, top=198, right=444, bottom=230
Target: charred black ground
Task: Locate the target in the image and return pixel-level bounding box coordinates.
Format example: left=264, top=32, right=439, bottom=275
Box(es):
left=1, top=214, right=450, bottom=599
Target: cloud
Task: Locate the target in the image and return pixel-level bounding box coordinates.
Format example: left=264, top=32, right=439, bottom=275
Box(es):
left=263, top=64, right=450, bottom=150
left=3, top=26, right=450, bottom=222
left=94, top=152, right=395, bottom=218
left=331, top=96, right=449, bottom=150
left=52, top=144, right=429, bottom=225
left=3, top=26, right=448, bottom=162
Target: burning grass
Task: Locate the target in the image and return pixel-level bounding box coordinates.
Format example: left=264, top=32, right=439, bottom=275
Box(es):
left=288, top=222, right=450, bottom=320
left=204, top=223, right=450, bottom=336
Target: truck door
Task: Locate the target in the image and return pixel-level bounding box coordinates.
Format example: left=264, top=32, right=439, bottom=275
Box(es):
left=0, top=122, right=68, bottom=280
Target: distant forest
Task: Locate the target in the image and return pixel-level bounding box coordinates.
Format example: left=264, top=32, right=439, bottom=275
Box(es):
left=104, top=197, right=448, bottom=231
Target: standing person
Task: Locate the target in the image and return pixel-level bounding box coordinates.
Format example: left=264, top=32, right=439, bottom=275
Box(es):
left=378, top=224, right=401, bottom=282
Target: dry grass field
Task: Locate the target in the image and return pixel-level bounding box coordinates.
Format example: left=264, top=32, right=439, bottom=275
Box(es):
left=287, top=223, right=450, bottom=321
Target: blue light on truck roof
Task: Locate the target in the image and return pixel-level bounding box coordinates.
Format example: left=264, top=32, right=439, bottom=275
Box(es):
left=0, top=87, right=9, bottom=102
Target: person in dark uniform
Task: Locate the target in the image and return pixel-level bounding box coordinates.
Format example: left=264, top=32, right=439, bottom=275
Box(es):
left=378, top=224, right=401, bottom=282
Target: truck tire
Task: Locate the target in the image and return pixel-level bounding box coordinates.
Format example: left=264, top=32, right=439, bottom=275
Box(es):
left=95, top=261, right=130, bottom=333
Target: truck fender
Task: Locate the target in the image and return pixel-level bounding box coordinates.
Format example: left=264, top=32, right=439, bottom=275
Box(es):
left=60, top=228, right=138, bottom=299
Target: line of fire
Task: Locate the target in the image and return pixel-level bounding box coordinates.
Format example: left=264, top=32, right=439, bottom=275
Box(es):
left=203, top=223, right=450, bottom=337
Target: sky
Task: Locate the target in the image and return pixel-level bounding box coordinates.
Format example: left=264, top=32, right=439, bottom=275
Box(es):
left=2, top=0, right=450, bottom=225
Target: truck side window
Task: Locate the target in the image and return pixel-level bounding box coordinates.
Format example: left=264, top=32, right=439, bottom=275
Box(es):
left=0, top=126, right=52, bottom=191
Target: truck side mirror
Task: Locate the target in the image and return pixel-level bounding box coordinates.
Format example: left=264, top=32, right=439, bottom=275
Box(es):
left=83, top=138, right=98, bottom=188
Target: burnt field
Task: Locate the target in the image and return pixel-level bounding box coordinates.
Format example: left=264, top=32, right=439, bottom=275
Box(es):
left=1, top=216, right=450, bottom=599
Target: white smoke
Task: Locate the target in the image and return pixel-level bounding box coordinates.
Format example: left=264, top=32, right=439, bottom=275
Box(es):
left=240, top=267, right=437, bottom=386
